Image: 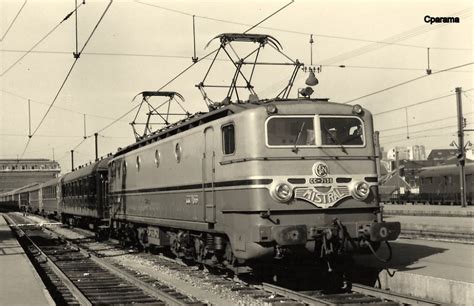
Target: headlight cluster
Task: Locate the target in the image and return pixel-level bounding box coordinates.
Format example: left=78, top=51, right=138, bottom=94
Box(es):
left=350, top=181, right=370, bottom=200
left=273, top=183, right=293, bottom=202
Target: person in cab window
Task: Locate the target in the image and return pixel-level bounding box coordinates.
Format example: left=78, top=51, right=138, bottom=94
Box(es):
left=345, top=125, right=363, bottom=145
left=306, top=129, right=315, bottom=145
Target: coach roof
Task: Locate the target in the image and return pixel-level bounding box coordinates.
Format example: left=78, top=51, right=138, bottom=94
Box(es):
left=62, top=157, right=111, bottom=183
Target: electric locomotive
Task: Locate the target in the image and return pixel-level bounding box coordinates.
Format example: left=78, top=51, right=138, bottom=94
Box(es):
left=107, top=98, right=400, bottom=272
left=106, top=33, right=400, bottom=273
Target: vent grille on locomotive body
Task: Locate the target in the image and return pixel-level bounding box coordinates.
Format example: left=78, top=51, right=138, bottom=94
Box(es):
left=108, top=98, right=400, bottom=266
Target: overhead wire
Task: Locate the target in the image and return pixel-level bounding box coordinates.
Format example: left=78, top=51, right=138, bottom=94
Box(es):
left=2, top=49, right=474, bottom=74
left=0, top=88, right=130, bottom=123
left=0, top=2, right=84, bottom=77
left=380, top=123, right=466, bottom=139
left=320, top=8, right=473, bottom=65
left=0, top=0, right=28, bottom=42
left=243, top=0, right=294, bottom=34
left=377, top=112, right=473, bottom=134
left=373, top=89, right=474, bottom=116
left=343, top=62, right=474, bottom=104
left=134, top=0, right=472, bottom=51
left=20, top=0, right=113, bottom=158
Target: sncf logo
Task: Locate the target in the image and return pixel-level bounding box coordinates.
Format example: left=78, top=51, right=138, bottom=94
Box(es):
left=313, top=162, right=329, bottom=177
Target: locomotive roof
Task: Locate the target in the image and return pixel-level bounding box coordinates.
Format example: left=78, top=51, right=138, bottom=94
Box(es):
left=114, top=98, right=349, bottom=157
left=419, top=162, right=474, bottom=177
left=62, top=156, right=112, bottom=183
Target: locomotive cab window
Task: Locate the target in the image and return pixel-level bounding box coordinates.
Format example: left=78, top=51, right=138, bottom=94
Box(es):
left=267, top=117, right=315, bottom=146
left=320, top=116, right=364, bottom=146
left=222, top=124, right=235, bottom=154
left=266, top=115, right=365, bottom=148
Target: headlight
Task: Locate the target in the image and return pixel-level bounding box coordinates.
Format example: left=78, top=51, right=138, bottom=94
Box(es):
left=266, top=104, right=278, bottom=114
left=274, top=183, right=293, bottom=202
left=350, top=181, right=370, bottom=200
left=352, top=104, right=364, bottom=115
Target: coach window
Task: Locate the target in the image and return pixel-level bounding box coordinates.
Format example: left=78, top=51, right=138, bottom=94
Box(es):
left=222, top=124, right=235, bottom=155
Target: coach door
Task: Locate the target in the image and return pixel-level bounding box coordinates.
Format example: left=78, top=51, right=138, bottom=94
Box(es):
left=203, top=127, right=216, bottom=223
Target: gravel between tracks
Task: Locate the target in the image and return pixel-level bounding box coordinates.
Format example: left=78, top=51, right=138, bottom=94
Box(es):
left=25, top=214, right=260, bottom=305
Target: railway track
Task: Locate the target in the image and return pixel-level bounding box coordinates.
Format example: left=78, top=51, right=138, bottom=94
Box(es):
left=5, top=213, right=205, bottom=306
left=6, top=213, right=441, bottom=305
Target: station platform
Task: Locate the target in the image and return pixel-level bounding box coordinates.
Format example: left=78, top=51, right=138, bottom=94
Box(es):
left=0, top=214, right=54, bottom=305
left=355, top=238, right=474, bottom=305
left=382, top=204, right=474, bottom=243
left=382, top=203, right=474, bottom=217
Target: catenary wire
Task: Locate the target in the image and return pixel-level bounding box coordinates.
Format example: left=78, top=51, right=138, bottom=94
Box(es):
left=0, top=0, right=28, bottom=42
left=377, top=112, right=473, bottom=134
left=343, top=62, right=474, bottom=104
left=20, top=1, right=113, bottom=158
left=373, top=89, right=474, bottom=116
left=134, top=0, right=472, bottom=51
left=2, top=49, right=474, bottom=74
left=0, top=88, right=130, bottom=123
left=0, top=2, right=83, bottom=77
left=319, top=8, right=473, bottom=65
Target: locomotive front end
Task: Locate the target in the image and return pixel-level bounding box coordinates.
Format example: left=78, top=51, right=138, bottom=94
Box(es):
left=220, top=100, right=400, bottom=263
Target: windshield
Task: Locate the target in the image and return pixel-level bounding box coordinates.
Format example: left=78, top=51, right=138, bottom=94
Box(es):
left=266, top=116, right=364, bottom=147
left=320, top=117, right=364, bottom=146
left=267, top=117, right=315, bottom=146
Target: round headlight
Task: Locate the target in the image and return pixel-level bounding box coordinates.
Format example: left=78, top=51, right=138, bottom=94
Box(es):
left=352, top=104, right=364, bottom=115
left=350, top=181, right=370, bottom=200
left=266, top=104, right=278, bottom=114
left=274, top=183, right=293, bottom=202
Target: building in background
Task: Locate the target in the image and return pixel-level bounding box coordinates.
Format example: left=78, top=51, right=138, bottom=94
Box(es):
left=0, top=159, right=60, bottom=193
left=385, top=145, right=427, bottom=161
left=427, top=149, right=457, bottom=162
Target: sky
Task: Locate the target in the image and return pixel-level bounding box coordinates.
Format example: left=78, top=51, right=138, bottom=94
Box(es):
left=0, top=0, right=473, bottom=172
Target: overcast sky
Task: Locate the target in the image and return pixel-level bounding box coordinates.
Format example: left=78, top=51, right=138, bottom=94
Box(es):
left=0, top=0, right=472, bottom=172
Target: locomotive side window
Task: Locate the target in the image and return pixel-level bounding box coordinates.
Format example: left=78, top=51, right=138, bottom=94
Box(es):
left=136, top=156, right=141, bottom=171
left=320, top=117, right=364, bottom=146
left=222, top=124, right=235, bottom=154
left=267, top=117, right=315, bottom=146
left=154, top=150, right=160, bottom=167
left=175, top=143, right=182, bottom=163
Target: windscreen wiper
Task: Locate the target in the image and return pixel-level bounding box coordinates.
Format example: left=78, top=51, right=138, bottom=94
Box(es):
left=292, top=121, right=306, bottom=154
left=323, top=127, right=348, bottom=154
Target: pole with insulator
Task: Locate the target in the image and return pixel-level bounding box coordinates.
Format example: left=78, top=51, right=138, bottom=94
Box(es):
left=455, top=87, right=467, bottom=207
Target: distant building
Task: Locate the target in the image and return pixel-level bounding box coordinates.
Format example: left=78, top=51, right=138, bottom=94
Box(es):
left=0, top=159, right=60, bottom=194
left=426, top=149, right=457, bottom=161
left=386, top=145, right=426, bottom=161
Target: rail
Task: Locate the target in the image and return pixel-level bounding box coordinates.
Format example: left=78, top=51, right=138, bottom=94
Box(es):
left=4, top=214, right=92, bottom=306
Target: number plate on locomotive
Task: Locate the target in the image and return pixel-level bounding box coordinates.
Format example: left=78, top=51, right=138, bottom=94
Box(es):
left=309, top=177, right=333, bottom=184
